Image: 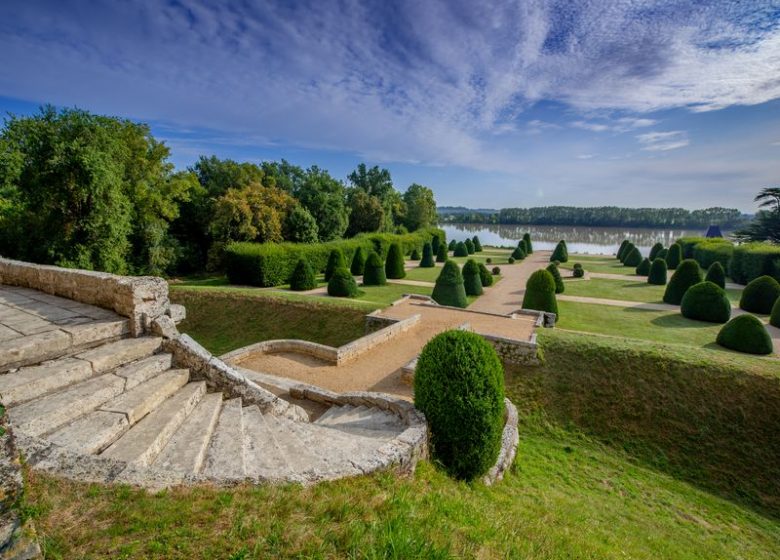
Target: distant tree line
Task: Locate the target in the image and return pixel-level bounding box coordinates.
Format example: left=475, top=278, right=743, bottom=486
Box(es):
left=438, top=206, right=747, bottom=229
left=0, top=106, right=438, bottom=275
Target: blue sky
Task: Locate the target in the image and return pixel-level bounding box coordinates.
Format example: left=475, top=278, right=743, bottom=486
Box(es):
left=1, top=0, right=779, bottom=211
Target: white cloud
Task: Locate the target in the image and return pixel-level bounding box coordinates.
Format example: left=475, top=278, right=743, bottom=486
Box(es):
left=576, top=154, right=596, bottom=159
left=636, top=131, right=690, bottom=152
left=572, top=121, right=610, bottom=132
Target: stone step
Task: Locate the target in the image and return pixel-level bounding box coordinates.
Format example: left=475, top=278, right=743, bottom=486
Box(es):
left=0, top=330, right=72, bottom=372
left=0, top=357, right=93, bottom=406
left=76, top=337, right=162, bottom=374
left=9, top=374, right=125, bottom=437
left=101, top=382, right=206, bottom=466
left=114, top=354, right=172, bottom=391
left=201, top=398, right=246, bottom=479
left=314, top=405, right=359, bottom=426
left=101, top=369, right=189, bottom=424
left=47, top=410, right=128, bottom=454
left=57, top=318, right=130, bottom=347
left=261, top=414, right=330, bottom=479
left=242, top=406, right=297, bottom=481
left=153, top=393, right=223, bottom=474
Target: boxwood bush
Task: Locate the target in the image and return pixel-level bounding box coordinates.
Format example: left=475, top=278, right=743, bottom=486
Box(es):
left=432, top=261, right=468, bottom=308
left=623, top=246, right=642, bottom=267
left=649, top=243, right=664, bottom=260
left=325, top=249, right=346, bottom=281
left=648, top=258, right=668, bottom=285
left=663, top=259, right=702, bottom=305
left=656, top=248, right=668, bottom=260
left=676, top=236, right=709, bottom=259
left=522, top=269, right=558, bottom=315
left=436, top=242, right=448, bottom=263
left=385, top=243, right=406, bottom=279
left=729, top=242, right=780, bottom=285
left=409, top=248, right=420, bottom=261
left=362, top=251, right=386, bottom=286
left=705, top=261, right=726, bottom=289
left=465, top=238, right=475, bottom=254
left=478, top=262, right=494, bottom=287
left=350, top=247, right=366, bottom=275
left=327, top=266, right=359, bottom=297
left=550, top=240, right=568, bottom=263
left=771, top=296, right=780, bottom=328
left=739, top=275, right=780, bottom=314
left=665, top=243, right=682, bottom=270
left=617, top=239, right=630, bottom=260
left=573, top=263, right=585, bottom=278
left=472, top=236, right=483, bottom=252
left=680, top=281, right=731, bottom=323
left=289, top=259, right=317, bottom=291
left=523, top=233, right=533, bottom=254
left=448, top=239, right=457, bottom=251
left=431, top=234, right=440, bottom=256
left=546, top=263, right=565, bottom=294
left=619, top=242, right=634, bottom=263
left=454, top=241, right=469, bottom=257
left=413, top=330, right=505, bottom=480
left=492, top=266, right=501, bottom=275
left=512, top=246, right=526, bottom=260
left=463, top=259, right=483, bottom=296
left=508, top=257, right=515, bottom=264
left=636, top=257, right=651, bottom=276
left=693, top=239, right=733, bottom=270
left=716, top=314, right=774, bottom=355
left=420, top=242, right=435, bottom=267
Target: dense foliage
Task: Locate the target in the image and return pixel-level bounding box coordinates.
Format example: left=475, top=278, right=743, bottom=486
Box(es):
left=739, top=275, right=780, bottom=314
left=478, top=263, right=494, bottom=287
left=522, top=269, right=558, bottom=315
left=680, top=282, right=731, bottom=323
left=648, top=258, right=668, bottom=285
left=550, top=240, right=568, bottom=263
left=462, top=259, right=483, bottom=296
left=522, top=233, right=533, bottom=253
left=511, top=246, right=526, bottom=260
left=436, top=242, right=448, bottom=263
left=413, top=330, right=505, bottom=480
left=362, top=251, right=386, bottom=286
left=617, top=240, right=630, bottom=260
left=619, top=242, right=635, bottom=263
left=327, top=266, right=359, bottom=298
left=771, top=297, right=780, bottom=328
left=472, top=236, right=483, bottom=252
left=420, top=242, right=435, bottom=267
left=623, top=246, right=642, bottom=267
left=546, top=263, right=565, bottom=294
left=431, top=261, right=468, bottom=308
left=716, top=315, right=774, bottom=355
left=465, top=238, right=475, bottom=255
left=705, top=262, right=726, bottom=289
left=324, top=249, right=346, bottom=281
left=385, top=243, right=406, bottom=279
left=572, top=263, right=585, bottom=278
left=663, top=260, right=702, bottom=305
left=734, top=187, right=780, bottom=243
left=665, top=243, right=682, bottom=270
left=729, top=243, right=780, bottom=285
left=649, top=243, right=664, bottom=260
left=289, top=259, right=317, bottom=291
left=636, top=258, right=651, bottom=276
left=350, top=247, right=366, bottom=276
left=454, top=241, right=468, bottom=257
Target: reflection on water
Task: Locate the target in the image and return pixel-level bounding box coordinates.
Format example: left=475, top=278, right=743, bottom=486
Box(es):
left=442, top=223, right=723, bottom=256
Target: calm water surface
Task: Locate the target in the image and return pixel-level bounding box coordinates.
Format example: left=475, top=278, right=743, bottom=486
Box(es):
left=442, top=223, right=725, bottom=256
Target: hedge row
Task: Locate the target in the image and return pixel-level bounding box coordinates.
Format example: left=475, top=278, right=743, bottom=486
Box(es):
left=729, top=243, right=780, bottom=285
left=225, top=228, right=443, bottom=287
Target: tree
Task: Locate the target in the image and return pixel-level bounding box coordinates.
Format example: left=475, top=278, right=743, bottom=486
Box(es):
left=403, top=184, right=437, bottom=231
left=663, top=259, right=702, bottom=305
left=666, top=243, right=682, bottom=270
left=283, top=205, right=319, bottom=243
left=734, top=187, right=780, bottom=243
left=649, top=243, right=664, bottom=260
left=362, top=251, right=387, bottom=286
left=290, top=259, right=317, bottom=291
left=294, top=165, right=349, bottom=241
left=472, top=236, right=483, bottom=252
left=345, top=189, right=384, bottom=236
left=550, top=240, right=568, bottom=262
left=648, top=258, right=668, bottom=285
left=348, top=163, right=405, bottom=231
left=324, top=249, right=346, bottom=281
left=210, top=183, right=296, bottom=246
left=327, top=266, right=359, bottom=297
left=465, top=238, right=475, bottom=254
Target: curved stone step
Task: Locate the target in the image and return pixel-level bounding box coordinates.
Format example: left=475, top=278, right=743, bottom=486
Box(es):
left=201, top=398, right=246, bottom=479
left=0, top=357, right=93, bottom=406
left=76, top=337, right=162, bottom=374
left=243, top=406, right=298, bottom=481
left=114, top=354, right=172, bottom=390
left=101, top=369, right=189, bottom=424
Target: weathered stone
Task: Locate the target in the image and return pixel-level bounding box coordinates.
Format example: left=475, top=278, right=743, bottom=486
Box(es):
left=76, top=337, right=162, bottom=374
left=0, top=330, right=71, bottom=372
left=201, top=398, right=245, bottom=479
left=151, top=315, right=178, bottom=339
left=166, top=304, right=186, bottom=323
left=113, top=354, right=172, bottom=390
left=100, top=369, right=189, bottom=424
left=0, top=357, right=93, bottom=406
left=47, top=411, right=129, bottom=454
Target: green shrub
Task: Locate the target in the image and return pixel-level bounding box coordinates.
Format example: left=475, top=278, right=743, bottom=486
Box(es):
left=649, top=243, right=664, bottom=260
left=705, top=261, right=726, bottom=289
left=550, top=240, right=568, bottom=263
left=385, top=243, right=406, bottom=279
left=523, top=233, right=533, bottom=254
left=508, top=257, right=515, bottom=264
left=617, top=239, right=630, bottom=260
left=573, top=263, right=585, bottom=278
left=436, top=242, right=447, bottom=263
left=410, top=248, right=420, bottom=261
left=512, top=246, right=526, bottom=260
left=486, top=257, right=492, bottom=264
left=729, top=242, right=780, bottom=285
left=454, top=241, right=468, bottom=257
left=413, top=330, right=505, bottom=480
left=771, top=296, right=780, bottom=328
left=448, top=239, right=456, bottom=251
left=327, top=266, right=358, bottom=297
left=431, top=235, right=441, bottom=256
left=420, top=242, right=435, bottom=267
left=663, top=259, right=702, bottom=305
left=472, top=236, right=483, bottom=252
left=716, top=315, right=773, bottom=355
left=676, top=236, right=709, bottom=259
left=432, top=261, right=468, bottom=308
left=492, top=266, right=501, bottom=275
left=289, top=259, right=317, bottom=291
left=619, top=242, right=634, bottom=263
left=465, top=238, right=475, bottom=254
left=635, top=257, right=651, bottom=276
left=739, top=275, right=780, bottom=314
left=362, top=251, right=386, bottom=286
left=623, top=246, right=642, bottom=267
left=325, top=249, right=346, bottom=281
left=522, top=269, right=558, bottom=315
left=680, top=281, right=731, bottom=323
left=519, top=239, right=529, bottom=254
left=648, top=258, right=668, bottom=285
left=546, top=263, right=565, bottom=294
left=350, top=247, right=366, bottom=275
left=666, top=243, right=682, bottom=270
left=656, top=248, right=668, bottom=260
left=693, top=239, right=733, bottom=270
left=478, top=263, right=494, bottom=287
left=462, top=259, right=483, bottom=296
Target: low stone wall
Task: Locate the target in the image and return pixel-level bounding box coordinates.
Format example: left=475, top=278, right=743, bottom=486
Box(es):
left=479, top=332, right=540, bottom=366
left=483, top=398, right=519, bottom=485
left=338, top=314, right=419, bottom=364
left=364, top=314, right=399, bottom=334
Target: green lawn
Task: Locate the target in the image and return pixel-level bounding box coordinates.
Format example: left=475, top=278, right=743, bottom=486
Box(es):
left=403, top=265, right=441, bottom=282
left=564, top=277, right=742, bottom=304
left=561, top=256, right=640, bottom=275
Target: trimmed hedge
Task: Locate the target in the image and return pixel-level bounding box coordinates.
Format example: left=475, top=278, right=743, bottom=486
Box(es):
left=705, top=261, right=726, bottom=289
left=420, top=242, right=435, bottom=267
left=465, top=238, right=475, bottom=254
left=289, top=259, right=317, bottom=291
left=472, top=236, right=483, bottom=252
left=454, top=241, right=469, bottom=257
left=462, top=259, right=483, bottom=296
left=512, top=246, right=526, bottom=260
left=739, top=275, right=780, bottom=314
left=508, top=257, right=515, bottom=264
left=413, top=330, right=505, bottom=480
left=771, top=296, right=780, bottom=328
left=523, top=233, right=533, bottom=254
left=385, top=243, right=406, bottom=279
left=680, top=281, right=731, bottom=323
left=362, top=251, right=386, bottom=286
left=546, top=263, right=565, bottom=294
left=656, top=248, right=668, bottom=260
left=327, top=267, right=359, bottom=297
left=676, top=236, right=709, bottom=259
left=448, top=239, right=456, bottom=251
left=478, top=263, right=494, bottom=287
left=663, top=259, right=702, bottom=305
left=550, top=240, right=568, bottom=263
left=619, top=242, right=634, bottom=263
left=522, top=269, right=558, bottom=315
left=350, top=247, right=366, bottom=275
left=623, top=246, right=642, bottom=267
left=492, top=266, right=501, bottom=275
left=665, top=243, right=682, bottom=270
left=716, top=314, right=774, bottom=355
left=636, top=257, right=651, bottom=276
left=649, top=243, right=664, bottom=260
left=436, top=242, right=448, bottom=263
left=729, top=242, right=780, bottom=285
left=410, top=248, right=420, bottom=261
left=431, top=235, right=440, bottom=256
left=573, top=263, right=585, bottom=278
left=324, top=249, right=346, bottom=281
left=617, top=239, right=630, bottom=260
left=692, top=239, right=733, bottom=270
left=648, top=258, right=668, bottom=285
left=432, top=261, right=468, bottom=308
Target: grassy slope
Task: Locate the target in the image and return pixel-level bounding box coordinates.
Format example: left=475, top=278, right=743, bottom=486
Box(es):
left=564, top=277, right=742, bottom=304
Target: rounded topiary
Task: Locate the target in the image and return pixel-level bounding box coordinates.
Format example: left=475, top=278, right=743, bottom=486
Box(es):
left=436, top=242, right=448, bottom=263
left=619, top=242, right=634, bottom=263
left=770, top=296, right=780, bottom=328
left=649, top=242, right=664, bottom=261
left=623, top=246, right=642, bottom=267
left=681, top=281, right=731, bottom=323
left=512, top=246, right=526, bottom=260
left=432, top=261, right=468, bottom=308
left=508, top=257, right=515, bottom=264
left=420, top=242, right=435, bottom=268
left=385, top=243, right=406, bottom=279
left=518, top=239, right=529, bottom=255
left=362, top=251, right=386, bottom=286
left=327, top=266, right=358, bottom=297
left=465, top=238, right=475, bottom=255
left=462, top=259, right=483, bottom=296
left=523, top=233, right=533, bottom=254
left=289, top=259, right=317, bottom=291
left=522, top=269, right=558, bottom=315
left=414, top=330, right=505, bottom=480
left=350, top=247, right=366, bottom=275
left=431, top=235, right=441, bottom=256
left=492, top=266, right=501, bottom=275
left=410, top=248, right=420, bottom=261
left=739, top=275, right=780, bottom=314
left=324, top=249, right=346, bottom=281
left=666, top=243, right=682, bottom=270
left=636, top=257, right=651, bottom=276
left=617, top=239, right=629, bottom=260
left=705, top=261, right=726, bottom=290
left=486, top=257, right=492, bottom=264
left=546, top=263, right=565, bottom=294
left=551, top=240, right=568, bottom=263
left=573, top=267, right=585, bottom=278
left=656, top=248, right=668, bottom=260
left=716, top=314, right=773, bottom=355
left=448, top=239, right=457, bottom=251
left=648, top=258, right=668, bottom=285
left=478, top=263, right=493, bottom=287
left=663, top=259, right=702, bottom=305
left=472, top=236, right=483, bottom=252
left=454, top=241, right=469, bottom=257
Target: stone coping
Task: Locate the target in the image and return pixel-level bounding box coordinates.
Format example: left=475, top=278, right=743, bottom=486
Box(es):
left=483, top=398, right=519, bottom=485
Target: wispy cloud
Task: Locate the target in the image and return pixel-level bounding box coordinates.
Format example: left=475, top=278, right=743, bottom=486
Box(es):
left=636, top=130, right=690, bottom=152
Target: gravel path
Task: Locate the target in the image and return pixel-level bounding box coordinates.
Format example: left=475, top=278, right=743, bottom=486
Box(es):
left=467, top=251, right=552, bottom=314
left=588, top=271, right=744, bottom=291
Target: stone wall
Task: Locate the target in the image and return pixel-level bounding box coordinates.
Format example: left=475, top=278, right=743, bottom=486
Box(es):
left=483, top=398, right=519, bottom=486
left=480, top=332, right=540, bottom=366
left=338, top=314, right=419, bottom=364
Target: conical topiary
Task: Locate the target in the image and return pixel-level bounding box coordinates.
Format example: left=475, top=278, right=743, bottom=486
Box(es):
left=739, top=275, right=780, bottom=314
left=454, top=241, right=468, bottom=257
left=431, top=235, right=441, bottom=256
left=462, top=259, right=483, bottom=296
left=716, top=314, right=773, bottom=355
left=519, top=239, right=529, bottom=254
left=385, top=243, right=406, bottom=279
left=350, top=247, right=366, bottom=275
left=472, top=236, right=483, bottom=252
left=362, top=251, right=386, bottom=286
left=550, top=240, right=568, bottom=263
left=666, top=243, right=682, bottom=270
left=705, top=261, right=726, bottom=289
left=619, top=242, right=634, bottom=263
left=410, top=248, right=420, bottom=261
left=770, top=296, right=780, bottom=328
left=656, top=248, right=668, bottom=260
left=546, top=263, right=565, bottom=294
left=432, top=261, right=468, bottom=308
left=448, top=239, right=457, bottom=251
left=648, top=258, right=668, bottom=285
left=523, top=233, right=533, bottom=254
left=617, top=240, right=630, bottom=260
left=436, top=242, right=448, bottom=263
left=478, top=262, right=493, bottom=287
left=636, top=257, right=651, bottom=276
left=522, top=269, right=558, bottom=316
left=289, top=259, right=317, bottom=291
left=649, top=243, right=664, bottom=261
left=327, top=266, right=359, bottom=297
left=663, top=259, right=702, bottom=305
left=324, top=249, right=346, bottom=281
left=465, top=238, right=475, bottom=254
left=512, top=246, right=526, bottom=260
left=623, top=246, right=642, bottom=267
left=420, top=242, right=435, bottom=267
left=681, top=281, right=731, bottom=323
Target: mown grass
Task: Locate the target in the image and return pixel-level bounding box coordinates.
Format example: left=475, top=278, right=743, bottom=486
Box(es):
left=561, top=256, right=640, bottom=275
left=564, top=276, right=742, bottom=304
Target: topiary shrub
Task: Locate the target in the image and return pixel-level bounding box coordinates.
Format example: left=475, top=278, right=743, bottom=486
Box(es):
left=410, top=248, right=420, bottom=261
left=486, top=257, right=492, bottom=264
left=420, top=242, right=435, bottom=267
left=770, top=296, right=780, bottom=328
left=454, top=241, right=469, bottom=257
left=350, top=247, right=366, bottom=275
left=716, top=315, right=773, bottom=355
left=448, top=239, right=457, bottom=251
left=666, top=243, right=682, bottom=270
left=656, top=248, right=668, bottom=260
left=289, top=259, right=317, bottom=291
left=617, top=239, right=629, bottom=260
left=462, top=259, right=483, bottom=296
left=492, top=266, right=501, bottom=275
left=623, top=246, right=642, bottom=267
left=705, top=261, right=726, bottom=289
left=619, top=242, right=634, bottom=263
left=324, top=249, right=346, bottom=281
left=512, top=246, right=526, bottom=260
left=739, top=275, right=780, bottom=314
left=431, top=235, right=441, bottom=256
left=546, top=263, right=565, bottom=294
left=436, top=242, right=448, bottom=263
left=522, top=269, right=558, bottom=315
left=663, top=259, right=702, bottom=305
left=681, top=281, right=731, bottom=323
left=573, top=263, right=585, bottom=278
left=518, top=239, right=529, bottom=254
left=472, top=236, right=483, bottom=252
left=649, top=242, right=664, bottom=261
left=478, top=263, right=493, bottom=287
left=465, top=238, right=475, bottom=254
left=551, top=240, right=568, bottom=263
left=523, top=233, right=533, bottom=254
left=362, top=251, right=386, bottom=286
left=385, top=243, right=406, bottom=279
left=636, top=257, right=651, bottom=276
left=327, top=266, right=359, bottom=297
left=648, top=258, right=668, bottom=285
left=432, top=261, right=468, bottom=308
left=414, top=330, right=506, bottom=480
left=508, top=257, right=515, bottom=264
